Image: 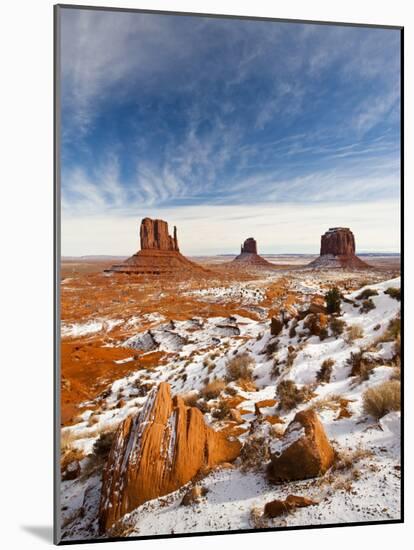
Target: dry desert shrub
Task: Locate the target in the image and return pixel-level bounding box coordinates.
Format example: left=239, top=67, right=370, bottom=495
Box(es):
left=356, top=288, right=379, bottom=300
left=201, top=378, right=226, bottom=400
left=345, top=324, right=364, bottom=343
left=330, top=317, right=346, bottom=337
left=333, top=445, right=374, bottom=472
left=240, top=433, right=270, bottom=472
left=265, top=339, right=279, bottom=358
left=307, top=393, right=342, bottom=414
left=211, top=398, right=231, bottom=420
left=316, top=358, right=335, bottom=383
left=362, top=380, right=401, bottom=419
left=360, top=298, right=376, bottom=313
left=384, top=287, right=401, bottom=301
left=276, top=379, right=314, bottom=411
left=226, top=352, right=254, bottom=382
left=181, top=391, right=200, bottom=407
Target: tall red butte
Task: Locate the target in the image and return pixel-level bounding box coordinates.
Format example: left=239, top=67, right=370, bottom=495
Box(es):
left=107, top=217, right=207, bottom=274
left=308, top=227, right=369, bottom=269
left=232, top=237, right=274, bottom=268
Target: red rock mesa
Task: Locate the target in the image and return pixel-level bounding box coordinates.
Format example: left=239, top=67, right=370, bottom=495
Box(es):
left=98, top=382, right=241, bottom=533
left=107, top=217, right=206, bottom=274
left=308, top=227, right=369, bottom=269
left=232, top=237, right=274, bottom=268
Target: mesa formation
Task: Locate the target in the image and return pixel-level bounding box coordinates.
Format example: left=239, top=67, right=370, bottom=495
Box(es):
left=107, top=217, right=371, bottom=276
left=60, top=219, right=400, bottom=541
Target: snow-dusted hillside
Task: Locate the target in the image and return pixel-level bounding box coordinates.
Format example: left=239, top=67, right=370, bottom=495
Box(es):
left=60, top=276, right=401, bottom=541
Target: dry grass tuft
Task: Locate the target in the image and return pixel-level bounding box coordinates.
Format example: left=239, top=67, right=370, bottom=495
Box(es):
left=201, top=378, right=226, bottom=400
left=345, top=324, right=364, bottom=343
left=316, top=358, right=335, bottom=383
left=181, top=391, right=200, bottom=407
left=226, top=352, right=255, bottom=381
left=362, top=380, right=400, bottom=419
left=330, top=317, right=346, bottom=337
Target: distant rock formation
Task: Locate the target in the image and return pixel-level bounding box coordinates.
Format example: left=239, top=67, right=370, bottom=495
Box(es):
left=308, top=227, right=369, bottom=269
left=232, top=237, right=274, bottom=268
left=106, top=217, right=206, bottom=275
left=140, top=217, right=179, bottom=251
left=98, top=382, right=241, bottom=533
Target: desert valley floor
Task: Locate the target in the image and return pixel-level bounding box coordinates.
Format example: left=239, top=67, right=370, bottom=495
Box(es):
left=59, top=254, right=401, bottom=541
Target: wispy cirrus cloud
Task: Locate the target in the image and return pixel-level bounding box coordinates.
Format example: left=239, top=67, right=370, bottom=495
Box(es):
left=60, top=7, right=401, bottom=255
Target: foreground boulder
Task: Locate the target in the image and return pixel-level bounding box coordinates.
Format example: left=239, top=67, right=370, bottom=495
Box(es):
left=99, top=382, right=241, bottom=532
left=268, top=410, right=334, bottom=482
left=264, top=495, right=317, bottom=517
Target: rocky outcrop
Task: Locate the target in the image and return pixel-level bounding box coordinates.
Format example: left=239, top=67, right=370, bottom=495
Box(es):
left=107, top=218, right=206, bottom=275
left=241, top=238, right=257, bottom=254
left=268, top=410, right=334, bottom=482
left=140, top=217, right=179, bottom=251
left=98, top=382, right=241, bottom=533
left=308, top=228, right=369, bottom=269
left=264, top=495, right=317, bottom=517
left=232, top=237, right=274, bottom=269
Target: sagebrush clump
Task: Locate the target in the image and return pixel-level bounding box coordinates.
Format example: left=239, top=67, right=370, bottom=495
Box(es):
left=317, top=358, right=335, bottom=383
left=356, top=288, right=378, bottom=300
left=362, top=380, right=400, bottom=419
left=226, top=352, right=255, bottom=381
left=276, top=379, right=313, bottom=410
left=201, top=378, right=226, bottom=400
left=330, top=317, right=346, bottom=337
left=384, top=287, right=401, bottom=301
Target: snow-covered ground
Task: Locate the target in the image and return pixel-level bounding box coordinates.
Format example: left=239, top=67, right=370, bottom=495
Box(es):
left=60, top=276, right=401, bottom=541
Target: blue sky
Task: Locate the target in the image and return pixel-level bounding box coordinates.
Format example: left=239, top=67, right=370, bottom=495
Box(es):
left=60, top=8, right=401, bottom=255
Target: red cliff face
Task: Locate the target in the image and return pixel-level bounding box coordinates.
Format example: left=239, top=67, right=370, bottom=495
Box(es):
left=140, top=218, right=179, bottom=252
left=98, top=382, right=241, bottom=533
left=320, top=227, right=355, bottom=256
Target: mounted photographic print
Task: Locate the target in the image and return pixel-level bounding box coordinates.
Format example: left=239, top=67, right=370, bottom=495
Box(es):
left=54, top=4, right=403, bottom=544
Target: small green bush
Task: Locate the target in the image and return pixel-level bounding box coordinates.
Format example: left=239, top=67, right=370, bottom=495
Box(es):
left=325, top=288, right=341, bottom=314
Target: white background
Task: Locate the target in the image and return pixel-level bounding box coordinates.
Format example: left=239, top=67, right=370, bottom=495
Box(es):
left=0, top=0, right=411, bottom=548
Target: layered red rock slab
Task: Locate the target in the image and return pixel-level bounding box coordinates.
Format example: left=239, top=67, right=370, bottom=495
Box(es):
left=99, top=382, right=241, bottom=532
left=309, top=227, right=369, bottom=269
left=268, top=409, right=334, bottom=482
left=107, top=218, right=207, bottom=275
left=264, top=495, right=318, bottom=517
left=232, top=237, right=275, bottom=268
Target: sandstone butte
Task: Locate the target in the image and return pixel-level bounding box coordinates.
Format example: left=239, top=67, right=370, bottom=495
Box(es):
left=107, top=217, right=207, bottom=275
left=268, top=409, right=335, bottom=482
left=308, top=227, right=369, bottom=269
left=99, top=382, right=242, bottom=533
left=232, top=237, right=275, bottom=268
